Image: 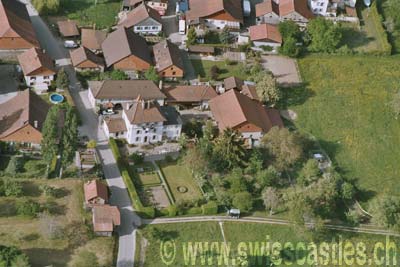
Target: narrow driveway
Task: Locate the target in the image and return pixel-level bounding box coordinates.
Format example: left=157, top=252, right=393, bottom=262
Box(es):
left=22, top=1, right=139, bottom=266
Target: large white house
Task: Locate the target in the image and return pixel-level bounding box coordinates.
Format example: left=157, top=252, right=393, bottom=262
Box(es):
left=103, top=97, right=182, bottom=145
left=17, top=48, right=56, bottom=93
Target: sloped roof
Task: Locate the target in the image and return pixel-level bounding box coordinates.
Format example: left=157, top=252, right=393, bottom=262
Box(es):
left=224, top=76, right=244, bottom=91
left=188, top=45, right=215, bottom=54
left=84, top=180, right=109, bottom=203
left=153, top=40, right=184, bottom=72
left=70, top=46, right=105, bottom=67
left=57, top=20, right=79, bottom=37
left=186, top=0, right=243, bottom=23
left=89, top=80, right=166, bottom=100
left=0, top=0, right=39, bottom=47
left=0, top=90, right=50, bottom=142
left=279, top=0, right=314, bottom=19
left=104, top=118, right=127, bottom=133
left=241, top=84, right=259, bottom=100
left=124, top=97, right=166, bottom=124
left=165, top=85, right=217, bottom=102
left=209, top=89, right=283, bottom=132
left=81, top=29, right=107, bottom=51
left=118, top=3, right=162, bottom=29
left=18, top=48, right=56, bottom=76
left=255, top=0, right=279, bottom=17
left=102, top=27, right=152, bottom=67
left=249, top=23, right=282, bottom=43
left=123, top=0, right=144, bottom=7
left=92, top=205, right=120, bottom=232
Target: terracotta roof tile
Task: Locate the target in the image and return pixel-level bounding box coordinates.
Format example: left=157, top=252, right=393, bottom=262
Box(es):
left=279, top=0, right=314, bottom=19
left=209, top=89, right=283, bottom=132
left=92, top=205, right=120, bottom=232
left=249, top=23, right=282, bottom=43
left=104, top=118, right=127, bottom=133
left=70, top=46, right=105, bottom=67
left=0, top=0, right=39, bottom=47
left=153, top=40, right=184, bottom=72
left=81, top=29, right=107, bottom=51
left=0, top=90, right=50, bottom=143
left=125, top=97, right=166, bottom=124
left=57, top=20, right=79, bottom=37
left=18, top=48, right=56, bottom=76
left=255, top=0, right=279, bottom=17
left=118, top=3, right=162, bottom=29
left=102, top=27, right=152, bottom=67
left=186, top=0, right=243, bottom=23
left=224, top=76, right=244, bottom=91
left=165, top=85, right=217, bottom=103
left=89, top=80, right=166, bottom=100
left=84, top=180, right=109, bottom=203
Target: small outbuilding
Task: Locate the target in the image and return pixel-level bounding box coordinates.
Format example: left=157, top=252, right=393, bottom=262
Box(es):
left=84, top=180, right=109, bottom=207
left=57, top=20, right=79, bottom=38
left=92, top=205, right=121, bottom=236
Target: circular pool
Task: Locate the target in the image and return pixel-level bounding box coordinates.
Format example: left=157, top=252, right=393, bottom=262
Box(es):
left=49, top=93, right=64, bottom=104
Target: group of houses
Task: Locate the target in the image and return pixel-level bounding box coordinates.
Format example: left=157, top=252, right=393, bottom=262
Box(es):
left=84, top=180, right=120, bottom=236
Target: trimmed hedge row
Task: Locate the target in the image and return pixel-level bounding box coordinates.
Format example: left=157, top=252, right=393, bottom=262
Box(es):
left=109, top=138, right=155, bottom=218
left=369, top=2, right=392, bottom=56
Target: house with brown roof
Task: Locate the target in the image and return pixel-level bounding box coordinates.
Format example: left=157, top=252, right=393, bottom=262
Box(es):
left=256, top=0, right=314, bottom=27
left=17, top=48, right=56, bottom=93
left=70, top=46, right=105, bottom=72
left=87, top=80, right=166, bottom=111
left=102, top=27, right=152, bottom=75
left=122, top=0, right=144, bottom=11
left=0, top=90, right=50, bottom=146
left=209, top=89, right=283, bottom=146
left=0, top=0, right=39, bottom=50
left=249, top=23, right=282, bottom=49
left=84, top=180, right=109, bottom=208
left=92, top=205, right=120, bottom=236
left=81, top=29, right=107, bottom=53
left=220, top=76, right=259, bottom=100
left=188, top=45, right=215, bottom=56
left=186, top=0, right=243, bottom=31
left=153, top=40, right=184, bottom=80
left=57, top=20, right=79, bottom=38
left=118, top=3, right=163, bottom=35
left=164, top=85, right=217, bottom=109
left=103, top=96, right=182, bottom=144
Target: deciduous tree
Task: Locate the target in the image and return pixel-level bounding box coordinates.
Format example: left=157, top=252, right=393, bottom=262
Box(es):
left=307, top=17, right=342, bottom=53
left=255, top=72, right=280, bottom=106
left=262, top=187, right=281, bottom=216
left=186, top=27, right=197, bottom=46
left=213, top=128, right=246, bottom=170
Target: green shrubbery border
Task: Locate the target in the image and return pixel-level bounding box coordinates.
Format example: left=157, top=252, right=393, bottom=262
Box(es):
left=369, top=2, right=392, bottom=55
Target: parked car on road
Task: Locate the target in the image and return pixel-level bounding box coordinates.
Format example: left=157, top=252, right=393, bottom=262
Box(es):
left=64, top=40, right=78, bottom=48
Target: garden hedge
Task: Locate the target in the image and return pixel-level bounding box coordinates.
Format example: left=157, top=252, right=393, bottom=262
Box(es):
left=109, top=138, right=155, bottom=218
left=201, top=201, right=218, bottom=215
left=369, top=2, right=392, bottom=56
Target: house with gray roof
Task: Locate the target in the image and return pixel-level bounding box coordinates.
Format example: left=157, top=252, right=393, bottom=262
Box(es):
left=118, top=3, right=163, bottom=35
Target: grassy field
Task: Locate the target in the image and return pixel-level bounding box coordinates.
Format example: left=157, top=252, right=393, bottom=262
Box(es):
left=59, top=0, right=120, bottom=29
left=139, top=222, right=400, bottom=267
left=158, top=161, right=203, bottom=202
left=0, top=179, right=115, bottom=267
left=284, top=55, right=400, bottom=202
left=191, top=60, right=249, bottom=81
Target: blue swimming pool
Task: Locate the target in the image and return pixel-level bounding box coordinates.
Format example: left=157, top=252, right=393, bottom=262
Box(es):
left=49, top=93, right=64, bottom=104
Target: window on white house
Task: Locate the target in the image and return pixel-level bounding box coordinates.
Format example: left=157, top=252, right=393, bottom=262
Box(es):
left=152, top=135, right=156, bottom=140
left=136, top=137, right=140, bottom=142
left=136, top=130, right=141, bottom=134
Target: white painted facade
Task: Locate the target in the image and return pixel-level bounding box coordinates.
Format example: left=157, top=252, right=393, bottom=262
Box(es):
left=256, top=12, right=280, bottom=25
left=25, top=74, right=54, bottom=93
left=308, top=0, right=329, bottom=16
left=133, top=24, right=162, bottom=35
left=241, top=131, right=263, bottom=147
left=203, top=19, right=240, bottom=30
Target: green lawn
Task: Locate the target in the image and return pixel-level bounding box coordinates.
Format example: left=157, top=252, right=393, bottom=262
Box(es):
left=158, top=161, right=203, bottom=202
left=284, top=55, right=400, bottom=202
left=59, top=0, right=120, bottom=29
left=191, top=60, right=249, bottom=81
left=0, top=156, right=47, bottom=178
left=134, top=162, right=160, bottom=186
left=381, top=0, right=400, bottom=53
left=139, top=222, right=400, bottom=267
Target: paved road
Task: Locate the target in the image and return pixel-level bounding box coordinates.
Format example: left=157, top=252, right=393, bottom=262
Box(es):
left=22, top=1, right=139, bottom=266
left=143, top=216, right=400, bottom=237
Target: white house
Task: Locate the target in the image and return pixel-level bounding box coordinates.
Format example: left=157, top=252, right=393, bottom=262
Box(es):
left=103, top=97, right=182, bottom=145
left=118, top=3, right=163, bottom=35
left=17, top=48, right=56, bottom=93
left=87, top=80, right=166, bottom=111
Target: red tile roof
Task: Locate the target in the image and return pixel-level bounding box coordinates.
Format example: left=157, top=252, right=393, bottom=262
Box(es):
left=249, top=23, right=282, bottom=44
left=186, top=0, right=243, bottom=23
left=118, top=3, right=162, bottom=29
left=153, top=40, right=184, bottom=72
left=84, top=180, right=109, bottom=203
left=209, top=89, right=283, bottom=132
left=279, top=0, right=314, bottom=19
left=18, top=48, right=56, bottom=76
left=124, top=96, right=166, bottom=124
left=92, top=205, right=120, bottom=232
left=70, top=46, right=105, bottom=67
left=256, top=0, right=279, bottom=17
left=57, top=20, right=79, bottom=37
left=81, top=29, right=107, bottom=51
left=0, top=0, right=39, bottom=47
left=165, top=85, right=217, bottom=103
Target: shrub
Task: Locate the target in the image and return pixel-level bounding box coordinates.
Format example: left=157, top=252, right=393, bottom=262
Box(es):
left=130, top=153, right=144, bottom=165
left=140, top=206, right=156, bottom=219
left=39, top=185, right=58, bottom=197
left=187, top=207, right=202, bottom=215
left=5, top=156, right=24, bottom=176
left=32, top=0, right=60, bottom=15
left=16, top=198, right=41, bottom=218
left=168, top=205, right=177, bottom=217
left=87, top=140, right=97, bottom=149
left=3, top=179, right=23, bottom=197
left=202, top=201, right=218, bottom=215
left=232, top=192, right=253, bottom=212
left=0, top=246, right=30, bottom=267
left=209, top=65, right=219, bottom=80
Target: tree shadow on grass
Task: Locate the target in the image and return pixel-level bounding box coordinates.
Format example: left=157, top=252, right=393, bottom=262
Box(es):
left=22, top=181, right=41, bottom=197
left=278, top=83, right=315, bottom=110
left=340, top=27, right=375, bottom=49
left=24, top=248, right=72, bottom=267
left=0, top=200, right=16, bottom=217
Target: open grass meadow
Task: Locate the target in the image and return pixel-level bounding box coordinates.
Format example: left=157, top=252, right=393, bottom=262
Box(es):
left=139, top=222, right=400, bottom=267
left=283, top=55, right=400, bottom=203
left=158, top=161, right=203, bottom=203
left=59, top=0, right=120, bottom=29
left=0, top=179, right=115, bottom=267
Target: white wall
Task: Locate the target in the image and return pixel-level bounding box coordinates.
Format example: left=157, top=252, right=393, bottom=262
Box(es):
left=133, top=25, right=162, bottom=35
left=25, top=74, right=54, bottom=93
left=204, top=19, right=240, bottom=30
left=308, top=0, right=329, bottom=16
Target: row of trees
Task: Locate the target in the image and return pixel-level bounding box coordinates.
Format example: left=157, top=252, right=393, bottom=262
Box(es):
left=41, top=104, right=78, bottom=177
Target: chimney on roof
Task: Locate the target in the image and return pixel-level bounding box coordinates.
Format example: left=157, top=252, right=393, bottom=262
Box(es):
left=158, top=80, right=163, bottom=90
left=34, top=120, right=38, bottom=128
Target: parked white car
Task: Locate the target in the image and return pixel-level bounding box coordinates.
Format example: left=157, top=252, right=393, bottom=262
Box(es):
left=64, top=40, right=78, bottom=48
